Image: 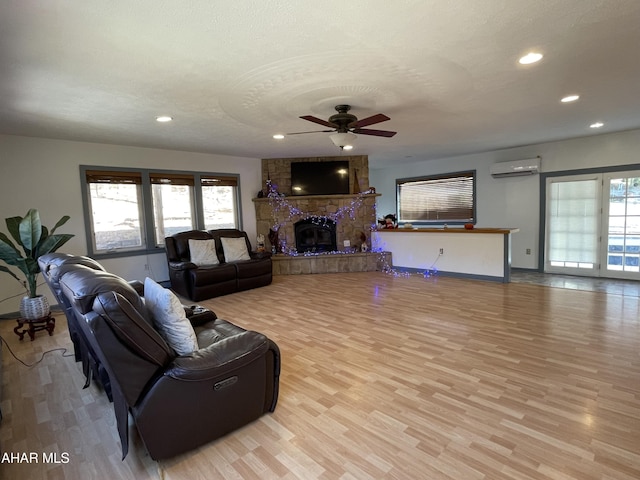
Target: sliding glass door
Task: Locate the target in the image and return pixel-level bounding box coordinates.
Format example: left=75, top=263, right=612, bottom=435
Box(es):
left=602, top=172, right=640, bottom=279
left=545, top=170, right=640, bottom=280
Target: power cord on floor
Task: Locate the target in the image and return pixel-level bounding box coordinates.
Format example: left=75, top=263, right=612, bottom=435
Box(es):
left=0, top=333, right=74, bottom=368
left=0, top=280, right=74, bottom=365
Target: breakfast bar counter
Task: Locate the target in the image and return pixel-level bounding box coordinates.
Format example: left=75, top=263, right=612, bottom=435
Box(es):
left=373, top=227, right=519, bottom=282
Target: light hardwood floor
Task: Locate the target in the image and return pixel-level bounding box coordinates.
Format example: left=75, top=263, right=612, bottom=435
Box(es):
left=1, top=272, right=639, bottom=479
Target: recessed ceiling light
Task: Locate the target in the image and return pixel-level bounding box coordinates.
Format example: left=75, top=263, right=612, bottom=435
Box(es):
left=561, top=95, right=580, bottom=103
left=273, top=134, right=285, bottom=140
left=343, top=145, right=354, bottom=151
left=590, top=122, right=604, bottom=129
left=156, top=115, right=173, bottom=122
left=519, top=52, right=543, bottom=65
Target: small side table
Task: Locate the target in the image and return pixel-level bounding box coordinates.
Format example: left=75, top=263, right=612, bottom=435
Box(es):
left=14, top=314, right=56, bottom=341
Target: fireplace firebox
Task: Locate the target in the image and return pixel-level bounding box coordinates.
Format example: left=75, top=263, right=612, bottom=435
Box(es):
left=294, top=218, right=337, bottom=253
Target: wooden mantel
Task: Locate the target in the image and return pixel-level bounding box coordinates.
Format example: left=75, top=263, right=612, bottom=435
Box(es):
left=252, top=193, right=381, bottom=203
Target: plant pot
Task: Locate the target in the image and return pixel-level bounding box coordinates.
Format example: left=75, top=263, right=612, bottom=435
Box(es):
left=20, top=295, right=50, bottom=320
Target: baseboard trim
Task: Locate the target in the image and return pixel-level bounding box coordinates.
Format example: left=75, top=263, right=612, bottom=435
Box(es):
left=394, top=267, right=508, bottom=283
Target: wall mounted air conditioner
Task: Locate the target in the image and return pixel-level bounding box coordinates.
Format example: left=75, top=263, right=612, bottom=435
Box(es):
left=490, top=157, right=541, bottom=178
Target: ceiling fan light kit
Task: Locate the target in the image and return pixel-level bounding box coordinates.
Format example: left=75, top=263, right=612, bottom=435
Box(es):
left=330, top=132, right=357, bottom=149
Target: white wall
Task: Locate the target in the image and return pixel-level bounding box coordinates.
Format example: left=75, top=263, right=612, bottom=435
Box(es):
left=4, top=129, right=640, bottom=314
left=0, top=135, right=262, bottom=315
left=370, top=129, right=640, bottom=270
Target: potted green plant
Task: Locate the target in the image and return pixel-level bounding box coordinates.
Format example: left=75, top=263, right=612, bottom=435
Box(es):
left=0, top=209, right=74, bottom=319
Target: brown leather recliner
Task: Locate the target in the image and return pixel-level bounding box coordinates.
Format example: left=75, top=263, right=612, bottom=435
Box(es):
left=57, top=263, right=280, bottom=460
left=165, top=229, right=272, bottom=301
left=38, top=253, right=107, bottom=359
left=39, top=253, right=221, bottom=401
left=38, top=253, right=117, bottom=398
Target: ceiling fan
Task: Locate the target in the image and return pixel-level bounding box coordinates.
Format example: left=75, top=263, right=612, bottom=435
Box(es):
left=287, top=105, right=397, bottom=149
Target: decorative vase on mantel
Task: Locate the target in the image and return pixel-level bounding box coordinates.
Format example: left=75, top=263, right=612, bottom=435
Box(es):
left=20, top=295, right=50, bottom=320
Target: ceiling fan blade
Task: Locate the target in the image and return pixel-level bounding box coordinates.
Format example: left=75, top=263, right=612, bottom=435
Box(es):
left=286, top=129, right=334, bottom=135
left=350, top=113, right=390, bottom=128
left=352, top=128, right=397, bottom=137
left=300, top=115, right=336, bottom=128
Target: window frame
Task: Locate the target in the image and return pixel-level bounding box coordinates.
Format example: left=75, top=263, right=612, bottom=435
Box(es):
left=80, top=166, right=242, bottom=259
left=396, top=170, right=477, bottom=226
left=149, top=172, right=197, bottom=247
left=200, top=175, right=241, bottom=230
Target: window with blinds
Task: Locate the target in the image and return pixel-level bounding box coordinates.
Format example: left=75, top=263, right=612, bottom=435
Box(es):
left=82, top=167, right=240, bottom=256
left=150, top=173, right=196, bottom=245
left=85, top=170, right=145, bottom=252
left=201, top=176, right=238, bottom=230
left=397, top=171, right=476, bottom=224
left=201, top=176, right=238, bottom=187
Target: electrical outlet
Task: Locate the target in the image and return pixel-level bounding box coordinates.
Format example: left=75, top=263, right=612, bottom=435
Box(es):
left=439, top=248, right=444, bottom=255
left=526, top=248, right=531, bottom=255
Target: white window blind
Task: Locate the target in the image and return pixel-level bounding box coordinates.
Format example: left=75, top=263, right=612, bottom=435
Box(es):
left=397, top=172, right=475, bottom=223
left=547, top=178, right=599, bottom=267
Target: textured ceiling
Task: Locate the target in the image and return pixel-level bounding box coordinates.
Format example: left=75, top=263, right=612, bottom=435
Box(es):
left=1, top=1, right=639, bottom=167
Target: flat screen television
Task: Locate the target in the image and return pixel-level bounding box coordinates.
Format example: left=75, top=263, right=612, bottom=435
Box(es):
left=290, top=161, right=350, bottom=196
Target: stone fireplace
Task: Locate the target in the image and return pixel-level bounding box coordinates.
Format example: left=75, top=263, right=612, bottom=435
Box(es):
left=254, top=192, right=379, bottom=254
left=294, top=218, right=337, bottom=253
left=253, top=155, right=378, bottom=253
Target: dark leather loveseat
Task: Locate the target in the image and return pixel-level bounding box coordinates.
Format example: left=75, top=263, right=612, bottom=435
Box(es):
left=165, top=229, right=272, bottom=301
left=39, top=253, right=280, bottom=460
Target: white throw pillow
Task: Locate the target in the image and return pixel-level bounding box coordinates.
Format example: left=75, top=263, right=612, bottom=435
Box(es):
left=143, top=277, right=198, bottom=355
left=221, top=236, right=251, bottom=262
left=188, top=239, right=219, bottom=266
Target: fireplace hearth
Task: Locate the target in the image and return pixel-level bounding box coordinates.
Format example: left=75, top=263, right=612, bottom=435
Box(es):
left=295, top=218, right=337, bottom=253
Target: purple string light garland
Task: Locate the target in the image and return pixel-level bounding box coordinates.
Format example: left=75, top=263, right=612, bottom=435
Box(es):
left=264, top=180, right=438, bottom=279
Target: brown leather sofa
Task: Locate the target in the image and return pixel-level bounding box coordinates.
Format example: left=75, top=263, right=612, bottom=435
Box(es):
left=44, top=255, right=280, bottom=460
left=39, top=253, right=222, bottom=388
left=165, top=229, right=272, bottom=301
